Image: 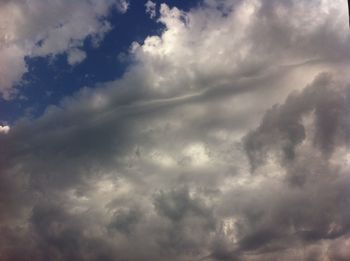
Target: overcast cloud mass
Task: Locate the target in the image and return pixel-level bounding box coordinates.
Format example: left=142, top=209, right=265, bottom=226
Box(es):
left=1, top=0, right=350, bottom=260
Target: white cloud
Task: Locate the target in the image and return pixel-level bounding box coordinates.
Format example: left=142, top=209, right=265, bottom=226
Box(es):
left=0, top=0, right=128, bottom=99
left=182, top=143, right=210, bottom=167
left=145, top=0, right=157, bottom=19
left=116, top=0, right=130, bottom=13
left=0, top=46, right=27, bottom=99
left=67, top=48, right=87, bottom=66
left=0, top=125, right=10, bottom=134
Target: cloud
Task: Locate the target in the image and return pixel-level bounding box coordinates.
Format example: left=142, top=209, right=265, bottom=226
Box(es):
left=67, top=48, right=87, bottom=66
left=239, top=72, right=350, bottom=258
left=244, top=73, right=350, bottom=174
left=115, top=0, right=130, bottom=13
left=145, top=0, right=157, bottom=19
left=0, top=0, right=350, bottom=260
left=0, top=0, right=129, bottom=99
left=0, top=125, right=10, bottom=134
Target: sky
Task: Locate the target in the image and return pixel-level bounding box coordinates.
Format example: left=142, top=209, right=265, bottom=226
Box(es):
left=0, top=0, right=350, bottom=260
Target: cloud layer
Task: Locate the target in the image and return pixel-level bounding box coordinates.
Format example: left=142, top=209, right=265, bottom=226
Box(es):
left=1, top=0, right=350, bottom=260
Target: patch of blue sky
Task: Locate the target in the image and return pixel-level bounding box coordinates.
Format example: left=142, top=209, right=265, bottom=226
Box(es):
left=0, top=0, right=200, bottom=124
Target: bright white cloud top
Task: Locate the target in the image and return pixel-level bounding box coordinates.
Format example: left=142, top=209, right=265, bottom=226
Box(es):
left=0, top=0, right=350, bottom=260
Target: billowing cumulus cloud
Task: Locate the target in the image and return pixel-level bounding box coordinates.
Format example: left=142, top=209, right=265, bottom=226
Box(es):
left=0, top=0, right=129, bottom=99
left=1, top=0, right=350, bottom=260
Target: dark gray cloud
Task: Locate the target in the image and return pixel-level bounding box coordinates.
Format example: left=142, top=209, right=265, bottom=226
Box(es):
left=1, top=0, right=350, bottom=260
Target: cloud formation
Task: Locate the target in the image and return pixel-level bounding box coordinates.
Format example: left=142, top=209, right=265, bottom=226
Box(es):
left=1, top=0, right=350, bottom=260
left=0, top=0, right=129, bottom=99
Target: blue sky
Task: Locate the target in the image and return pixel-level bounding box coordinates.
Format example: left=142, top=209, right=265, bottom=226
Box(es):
left=1, top=1, right=350, bottom=260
